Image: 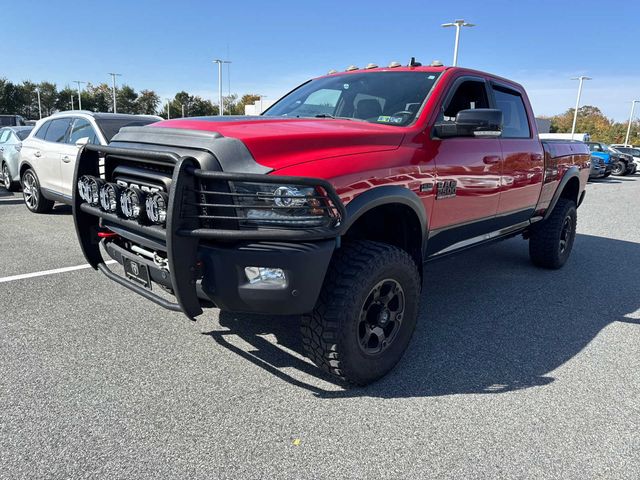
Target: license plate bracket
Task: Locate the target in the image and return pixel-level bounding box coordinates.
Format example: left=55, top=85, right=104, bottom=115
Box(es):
left=123, top=257, right=152, bottom=290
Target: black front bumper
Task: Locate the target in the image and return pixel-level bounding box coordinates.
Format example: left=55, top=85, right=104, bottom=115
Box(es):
left=73, top=143, right=344, bottom=319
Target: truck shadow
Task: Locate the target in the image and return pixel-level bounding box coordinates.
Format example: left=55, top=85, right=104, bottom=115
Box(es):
left=202, top=234, right=639, bottom=398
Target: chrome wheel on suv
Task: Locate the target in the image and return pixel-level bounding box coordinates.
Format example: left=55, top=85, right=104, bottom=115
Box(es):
left=1, top=164, right=11, bottom=190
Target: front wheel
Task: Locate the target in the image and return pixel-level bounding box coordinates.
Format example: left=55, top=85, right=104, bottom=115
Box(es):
left=301, top=241, right=421, bottom=386
left=529, top=198, right=577, bottom=269
left=611, top=161, right=626, bottom=176
left=21, top=169, right=53, bottom=213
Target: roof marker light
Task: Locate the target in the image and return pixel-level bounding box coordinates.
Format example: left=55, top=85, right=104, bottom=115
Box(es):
left=431, top=60, right=444, bottom=67
left=388, top=61, right=402, bottom=68
left=365, top=63, right=378, bottom=69
left=345, top=65, right=359, bottom=71
left=327, top=69, right=338, bottom=74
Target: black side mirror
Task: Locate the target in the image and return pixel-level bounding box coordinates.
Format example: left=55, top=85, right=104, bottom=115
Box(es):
left=434, top=108, right=503, bottom=139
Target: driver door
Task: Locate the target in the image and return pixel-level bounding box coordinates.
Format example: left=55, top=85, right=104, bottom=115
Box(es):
left=60, top=117, right=99, bottom=198
left=427, top=76, right=502, bottom=255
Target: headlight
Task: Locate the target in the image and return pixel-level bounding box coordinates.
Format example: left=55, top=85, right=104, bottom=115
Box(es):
left=145, top=191, right=169, bottom=225
left=99, top=183, right=122, bottom=213
left=120, top=187, right=145, bottom=220
left=230, top=182, right=332, bottom=228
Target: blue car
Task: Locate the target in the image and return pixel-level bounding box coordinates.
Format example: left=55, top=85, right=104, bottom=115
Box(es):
left=586, top=142, right=614, bottom=177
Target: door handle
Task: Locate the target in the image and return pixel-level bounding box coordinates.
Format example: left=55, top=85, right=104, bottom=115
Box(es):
left=34, top=151, right=42, bottom=157
left=62, top=155, right=71, bottom=163
left=483, top=155, right=501, bottom=165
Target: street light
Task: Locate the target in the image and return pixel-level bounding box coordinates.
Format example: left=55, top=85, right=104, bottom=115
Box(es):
left=166, top=99, right=171, bottom=119
left=73, top=81, right=86, bottom=110
left=213, top=59, right=231, bottom=115
left=35, top=88, right=42, bottom=119
left=624, top=100, right=639, bottom=146
left=441, top=19, right=475, bottom=66
left=108, top=73, right=122, bottom=113
left=570, top=76, right=592, bottom=140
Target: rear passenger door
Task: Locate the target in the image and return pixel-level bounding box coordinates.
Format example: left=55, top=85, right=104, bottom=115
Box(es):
left=40, top=118, right=73, bottom=195
left=491, top=83, right=544, bottom=222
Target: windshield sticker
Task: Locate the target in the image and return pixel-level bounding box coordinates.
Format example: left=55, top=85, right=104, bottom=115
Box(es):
left=343, top=84, right=350, bottom=90
left=428, top=75, right=436, bottom=79
left=377, top=116, right=404, bottom=124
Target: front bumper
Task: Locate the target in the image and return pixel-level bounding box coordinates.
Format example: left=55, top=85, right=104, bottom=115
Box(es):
left=73, top=144, right=345, bottom=318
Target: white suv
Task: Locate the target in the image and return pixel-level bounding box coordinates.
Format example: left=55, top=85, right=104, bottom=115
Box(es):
left=19, top=111, right=160, bottom=213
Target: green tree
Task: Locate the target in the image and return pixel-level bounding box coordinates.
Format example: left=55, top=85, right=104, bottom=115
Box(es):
left=116, top=85, right=139, bottom=114
left=137, top=89, right=160, bottom=115
left=37, top=82, right=58, bottom=116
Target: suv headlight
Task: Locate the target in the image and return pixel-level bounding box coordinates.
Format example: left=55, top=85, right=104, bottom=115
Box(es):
left=230, top=181, right=334, bottom=228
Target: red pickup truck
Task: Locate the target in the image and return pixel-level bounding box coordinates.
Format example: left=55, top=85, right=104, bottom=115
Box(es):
left=72, top=63, right=590, bottom=385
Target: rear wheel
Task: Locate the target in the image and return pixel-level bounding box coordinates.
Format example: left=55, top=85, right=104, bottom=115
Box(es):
left=529, top=198, right=577, bottom=269
left=301, top=241, right=421, bottom=386
left=21, top=169, right=53, bottom=213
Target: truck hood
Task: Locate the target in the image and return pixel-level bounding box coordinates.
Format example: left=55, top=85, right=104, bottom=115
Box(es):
left=152, top=117, right=404, bottom=171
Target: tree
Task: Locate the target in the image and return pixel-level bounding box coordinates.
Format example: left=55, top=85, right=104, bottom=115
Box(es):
left=137, top=90, right=160, bottom=115
left=37, top=82, right=58, bottom=116
left=116, top=85, right=139, bottom=114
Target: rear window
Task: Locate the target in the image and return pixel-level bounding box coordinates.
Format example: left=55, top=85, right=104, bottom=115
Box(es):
left=16, top=129, right=33, bottom=140
left=95, top=117, right=158, bottom=142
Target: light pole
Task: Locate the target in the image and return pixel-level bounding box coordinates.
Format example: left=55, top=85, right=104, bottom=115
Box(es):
left=570, top=76, right=592, bottom=140
left=181, top=103, right=185, bottom=117
left=108, top=73, right=122, bottom=113
left=624, top=100, right=639, bottom=146
left=213, top=59, right=231, bottom=115
left=166, top=99, right=171, bottom=119
left=35, top=88, right=42, bottom=119
left=441, top=19, right=475, bottom=66
left=70, top=95, right=74, bottom=110
left=73, top=81, right=86, bottom=110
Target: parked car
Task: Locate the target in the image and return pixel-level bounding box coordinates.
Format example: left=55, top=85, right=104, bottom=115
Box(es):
left=586, top=141, right=625, bottom=176
left=0, top=126, right=33, bottom=191
left=19, top=111, right=161, bottom=213
left=588, top=155, right=607, bottom=179
left=0, top=115, right=28, bottom=127
left=611, top=144, right=640, bottom=171
left=607, top=145, right=636, bottom=175
left=72, top=64, right=590, bottom=385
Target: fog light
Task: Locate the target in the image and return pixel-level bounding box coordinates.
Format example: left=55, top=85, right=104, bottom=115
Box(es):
left=120, top=187, right=144, bottom=220
left=145, top=191, right=169, bottom=225
left=244, top=267, right=287, bottom=287
left=99, top=183, right=122, bottom=213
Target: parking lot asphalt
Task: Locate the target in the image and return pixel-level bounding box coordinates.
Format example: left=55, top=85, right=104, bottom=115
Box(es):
left=0, top=177, right=639, bottom=479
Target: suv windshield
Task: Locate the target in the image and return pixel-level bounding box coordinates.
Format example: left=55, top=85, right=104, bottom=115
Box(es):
left=95, top=117, right=159, bottom=142
left=264, top=71, right=441, bottom=126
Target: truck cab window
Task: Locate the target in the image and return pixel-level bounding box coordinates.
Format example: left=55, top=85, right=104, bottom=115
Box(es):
left=492, top=86, right=531, bottom=138
left=442, top=80, right=489, bottom=121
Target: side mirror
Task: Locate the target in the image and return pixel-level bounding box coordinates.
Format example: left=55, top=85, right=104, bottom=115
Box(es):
left=75, top=137, right=90, bottom=147
left=434, top=108, right=503, bottom=139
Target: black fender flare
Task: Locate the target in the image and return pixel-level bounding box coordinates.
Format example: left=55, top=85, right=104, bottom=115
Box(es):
left=544, top=166, right=580, bottom=221
left=342, top=185, right=428, bottom=255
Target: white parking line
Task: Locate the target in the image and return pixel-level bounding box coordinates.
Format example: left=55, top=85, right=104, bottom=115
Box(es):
left=0, top=260, right=117, bottom=284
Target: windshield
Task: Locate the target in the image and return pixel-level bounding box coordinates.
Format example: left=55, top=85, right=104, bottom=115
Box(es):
left=95, top=117, right=159, bottom=142
left=264, top=71, right=441, bottom=126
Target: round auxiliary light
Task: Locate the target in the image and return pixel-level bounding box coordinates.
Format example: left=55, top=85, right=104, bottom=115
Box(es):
left=99, top=182, right=122, bottom=213
left=145, top=191, right=169, bottom=225
left=273, top=186, right=307, bottom=208
left=77, top=175, right=93, bottom=202
left=84, top=176, right=104, bottom=206
left=120, top=187, right=145, bottom=220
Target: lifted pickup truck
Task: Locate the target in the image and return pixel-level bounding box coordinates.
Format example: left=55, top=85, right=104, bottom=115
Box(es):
left=73, top=63, right=590, bottom=385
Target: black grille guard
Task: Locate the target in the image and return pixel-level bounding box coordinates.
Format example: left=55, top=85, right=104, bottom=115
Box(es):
left=72, top=143, right=346, bottom=319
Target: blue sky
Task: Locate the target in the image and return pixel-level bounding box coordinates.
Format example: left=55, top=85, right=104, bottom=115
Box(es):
left=4, top=0, right=640, bottom=120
